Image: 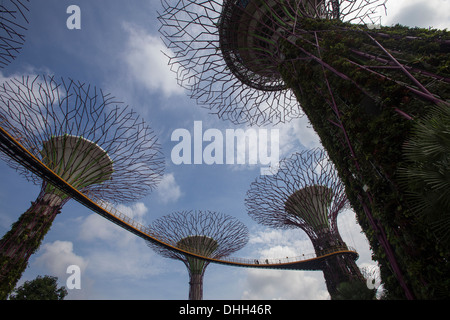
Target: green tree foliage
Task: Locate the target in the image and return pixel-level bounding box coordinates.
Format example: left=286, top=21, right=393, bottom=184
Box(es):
left=8, top=275, right=67, bottom=300
left=399, top=103, right=450, bottom=249
left=334, top=281, right=377, bottom=300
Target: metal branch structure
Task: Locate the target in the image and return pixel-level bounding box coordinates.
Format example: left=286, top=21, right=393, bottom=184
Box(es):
left=158, top=0, right=386, bottom=125
left=0, top=75, right=165, bottom=299
left=147, top=210, right=249, bottom=300
left=246, top=148, right=364, bottom=298
left=0, top=0, right=30, bottom=68
left=158, top=0, right=450, bottom=299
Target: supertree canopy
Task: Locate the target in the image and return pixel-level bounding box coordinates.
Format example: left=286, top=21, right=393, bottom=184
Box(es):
left=159, top=0, right=450, bottom=299
left=0, top=75, right=165, bottom=299
left=158, top=0, right=385, bottom=125
left=148, top=210, right=249, bottom=300
left=246, top=148, right=365, bottom=298
left=0, top=0, right=30, bottom=68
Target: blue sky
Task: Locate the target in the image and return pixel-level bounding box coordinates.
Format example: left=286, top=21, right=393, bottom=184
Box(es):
left=0, top=0, right=448, bottom=300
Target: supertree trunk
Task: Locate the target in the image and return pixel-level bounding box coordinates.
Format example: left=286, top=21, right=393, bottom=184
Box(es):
left=247, top=150, right=368, bottom=299
left=322, top=255, right=364, bottom=296
left=311, top=234, right=364, bottom=297
left=278, top=20, right=449, bottom=299
left=189, top=273, right=204, bottom=300
left=147, top=211, right=249, bottom=300
left=0, top=188, right=67, bottom=299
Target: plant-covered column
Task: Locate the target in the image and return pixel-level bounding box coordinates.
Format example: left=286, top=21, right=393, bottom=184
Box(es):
left=279, top=19, right=450, bottom=299
left=0, top=188, right=65, bottom=299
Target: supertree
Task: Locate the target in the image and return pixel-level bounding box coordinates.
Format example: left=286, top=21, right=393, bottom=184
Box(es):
left=158, top=0, right=386, bottom=125
left=147, top=210, right=249, bottom=300
left=1, top=0, right=30, bottom=68
left=0, top=75, right=165, bottom=299
left=246, top=148, right=366, bottom=299
left=158, top=0, right=450, bottom=299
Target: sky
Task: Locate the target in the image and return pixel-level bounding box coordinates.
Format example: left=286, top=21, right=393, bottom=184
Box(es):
left=0, top=0, right=448, bottom=300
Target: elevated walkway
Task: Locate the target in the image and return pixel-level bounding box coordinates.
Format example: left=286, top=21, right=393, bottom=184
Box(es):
left=0, top=125, right=358, bottom=271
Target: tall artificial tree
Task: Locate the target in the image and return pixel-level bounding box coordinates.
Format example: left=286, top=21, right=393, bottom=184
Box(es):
left=148, top=210, right=249, bottom=300
left=246, top=148, right=365, bottom=298
left=157, top=0, right=450, bottom=298
left=0, top=75, right=165, bottom=299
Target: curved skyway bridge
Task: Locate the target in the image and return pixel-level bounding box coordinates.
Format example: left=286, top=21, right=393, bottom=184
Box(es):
left=0, top=125, right=359, bottom=271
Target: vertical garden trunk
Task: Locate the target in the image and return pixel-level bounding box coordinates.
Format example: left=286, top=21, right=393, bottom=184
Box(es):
left=0, top=192, right=65, bottom=299
left=311, top=235, right=365, bottom=299
left=279, top=21, right=450, bottom=299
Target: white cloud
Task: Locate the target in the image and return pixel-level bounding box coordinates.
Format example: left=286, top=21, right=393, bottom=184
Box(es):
left=384, top=0, right=450, bottom=29
left=32, top=240, right=92, bottom=299
left=115, top=202, right=148, bottom=224
left=78, top=202, right=148, bottom=244
left=122, top=23, right=184, bottom=97
left=242, top=227, right=328, bottom=299
left=34, top=240, right=88, bottom=279
left=78, top=213, right=128, bottom=243
left=156, top=172, right=182, bottom=204
left=222, top=116, right=321, bottom=174
left=337, top=209, right=375, bottom=266
left=248, top=227, right=314, bottom=255
left=275, top=117, right=321, bottom=158
left=82, top=241, right=161, bottom=280
left=242, top=269, right=329, bottom=300
left=77, top=202, right=163, bottom=281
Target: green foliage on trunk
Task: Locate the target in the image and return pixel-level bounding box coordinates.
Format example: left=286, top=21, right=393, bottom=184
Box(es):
left=0, top=199, right=61, bottom=299
left=279, top=19, right=450, bottom=299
